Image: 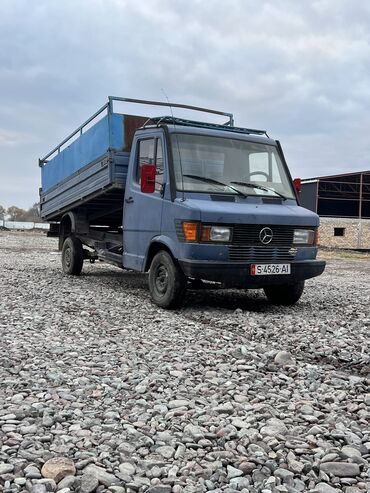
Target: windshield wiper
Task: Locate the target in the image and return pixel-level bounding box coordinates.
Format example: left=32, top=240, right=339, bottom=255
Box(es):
left=183, top=174, right=248, bottom=197
left=230, top=181, right=288, bottom=200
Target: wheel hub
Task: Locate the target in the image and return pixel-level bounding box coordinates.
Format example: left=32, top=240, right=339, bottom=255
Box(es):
left=64, top=247, right=71, bottom=267
left=155, top=265, right=169, bottom=294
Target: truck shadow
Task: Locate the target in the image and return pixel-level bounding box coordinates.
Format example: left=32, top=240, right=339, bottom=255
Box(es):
left=185, top=289, right=276, bottom=312
left=83, top=268, right=279, bottom=313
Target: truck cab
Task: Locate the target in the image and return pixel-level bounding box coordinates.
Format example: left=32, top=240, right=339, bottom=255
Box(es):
left=39, top=98, right=325, bottom=308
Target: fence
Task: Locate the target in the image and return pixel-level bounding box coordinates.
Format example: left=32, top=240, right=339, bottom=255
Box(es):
left=2, top=221, right=49, bottom=230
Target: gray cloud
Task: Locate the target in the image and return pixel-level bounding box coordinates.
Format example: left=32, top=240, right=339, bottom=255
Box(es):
left=0, top=0, right=370, bottom=207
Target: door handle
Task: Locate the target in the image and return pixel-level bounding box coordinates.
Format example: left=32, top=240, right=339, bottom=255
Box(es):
left=125, top=196, right=134, bottom=204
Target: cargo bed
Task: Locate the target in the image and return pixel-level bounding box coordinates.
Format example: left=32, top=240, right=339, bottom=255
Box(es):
left=40, top=150, right=129, bottom=225
left=39, top=98, right=147, bottom=225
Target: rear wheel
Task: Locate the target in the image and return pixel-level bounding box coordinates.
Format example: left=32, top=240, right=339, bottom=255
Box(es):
left=264, top=281, right=305, bottom=306
left=149, top=251, right=187, bottom=309
left=61, top=236, right=83, bottom=275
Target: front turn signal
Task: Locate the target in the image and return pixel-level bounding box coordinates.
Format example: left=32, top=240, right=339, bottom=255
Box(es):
left=182, top=222, right=198, bottom=242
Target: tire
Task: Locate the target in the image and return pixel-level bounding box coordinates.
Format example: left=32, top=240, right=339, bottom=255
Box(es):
left=61, top=236, right=83, bottom=275
left=264, top=281, right=305, bottom=306
left=148, top=251, right=187, bottom=309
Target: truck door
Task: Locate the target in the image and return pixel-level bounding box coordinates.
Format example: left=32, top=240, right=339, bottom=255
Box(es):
left=122, top=134, right=165, bottom=271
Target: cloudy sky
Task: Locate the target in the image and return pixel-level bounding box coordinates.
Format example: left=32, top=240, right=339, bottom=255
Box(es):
left=1, top=0, right=370, bottom=209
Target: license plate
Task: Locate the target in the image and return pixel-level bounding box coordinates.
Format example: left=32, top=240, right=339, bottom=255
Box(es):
left=251, top=263, right=291, bottom=276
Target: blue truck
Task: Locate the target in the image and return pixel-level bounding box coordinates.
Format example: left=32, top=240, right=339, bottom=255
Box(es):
left=39, top=97, right=325, bottom=308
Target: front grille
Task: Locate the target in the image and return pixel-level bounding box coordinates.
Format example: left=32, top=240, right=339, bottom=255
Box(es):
left=232, top=224, right=295, bottom=246
left=229, top=225, right=298, bottom=262
left=229, top=245, right=297, bottom=262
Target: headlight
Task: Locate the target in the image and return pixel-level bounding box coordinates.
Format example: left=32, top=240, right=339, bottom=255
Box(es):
left=293, top=229, right=315, bottom=245
left=201, top=225, right=232, bottom=242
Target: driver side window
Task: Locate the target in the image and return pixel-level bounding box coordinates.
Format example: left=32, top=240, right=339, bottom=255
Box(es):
left=137, top=138, right=164, bottom=191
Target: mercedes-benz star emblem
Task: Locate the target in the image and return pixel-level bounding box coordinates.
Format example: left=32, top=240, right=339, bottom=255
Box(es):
left=259, top=227, right=273, bottom=245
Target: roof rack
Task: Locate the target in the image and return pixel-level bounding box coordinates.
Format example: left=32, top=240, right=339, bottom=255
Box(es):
left=148, top=116, right=268, bottom=137
left=109, top=96, right=235, bottom=126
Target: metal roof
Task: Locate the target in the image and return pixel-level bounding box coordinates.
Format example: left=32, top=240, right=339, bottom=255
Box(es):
left=302, top=170, right=370, bottom=182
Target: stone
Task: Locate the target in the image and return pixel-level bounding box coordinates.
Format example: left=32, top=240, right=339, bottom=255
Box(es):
left=20, top=424, right=38, bottom=434
left=83, top=464, right=120, bottom=486
left=344, top=431, right=362, bottom=446
left=118, top=462, right=135, bottom=477
left=0, top=463, right=14, bottom=475
left=288, top=458, right=304, bottom=474
left=174, top=444, right=186, bottom=459
left=229, top=476, right=250, bottom=490
left=321, top=453, right=339, bottom=463
left=41, top=458, right=76, bottom=483
left=238, top=461, right=255, bottom=474
left=146, top=466, right=162, bottom=479
left=57, top=475, right=76, bottom=490
left=38, top=478, right=57, bottom=491
left=109, top=487, right=126, bottom=493
left=168, top=465, right=178, bottom=478
left=274, top=468, right=294, bottom=482
left=43, top=415, right=55, bottom=427
left=167, top=400, right=189, bottom=409
left=309, top=483, right=341, bottom=493
left=319, top=462, right=360, bottom=477
left=31, top=485, right=47, bottom=493
left=214, top=402, right=234, bottom=414
left=14, top=478, right=27, bottom=486
left=227, top=465, right=243, bottom=478
left=231, top=418, right=249, bottom=429
left=260, top=418, right=288, bottom=437
left=80, top=472, right=99, bottom=493
left=25, top=465, right=42, bottom=479
left=156, top=446, right=175, bottom=459
left=146, top=486, right=172, bottom=493
left=233, top=394, right=249, bottom=403
left=307, top=426, right=325, bottom=435
left=1, top=414, right=17, bottom=420
left=274, top=351, right=295, bottom=366
left=340, top=446, right=362, bottom=459
left=294, top=478, right=306, bottom=492
left=183, top=424, right=204, bottom=440
left=11, top=393, right=24, bottom=404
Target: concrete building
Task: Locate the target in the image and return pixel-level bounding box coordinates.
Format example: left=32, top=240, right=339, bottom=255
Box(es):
left=300, top=171, right=370, bottom=249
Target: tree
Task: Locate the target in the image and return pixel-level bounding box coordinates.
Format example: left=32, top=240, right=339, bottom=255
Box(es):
left=4, top=203, right=43, bottom=223
left=7, top=206, right=26, bottom=221
left=26, top=203, right=42, bottom=222
left=0, top=205, right=5, bottom=227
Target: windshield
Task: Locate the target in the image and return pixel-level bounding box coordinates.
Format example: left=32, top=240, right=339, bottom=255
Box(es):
left=171, top=133, right=296, bottom=199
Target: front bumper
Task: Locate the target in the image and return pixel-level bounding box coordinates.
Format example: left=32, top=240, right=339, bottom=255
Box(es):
left=179, top=259, right=326, bottom=288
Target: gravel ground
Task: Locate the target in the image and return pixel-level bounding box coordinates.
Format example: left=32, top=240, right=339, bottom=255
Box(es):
left=0, top=231, right=369, bottom=493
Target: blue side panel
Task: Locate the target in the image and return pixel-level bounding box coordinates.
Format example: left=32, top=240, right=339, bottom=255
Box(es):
left=42, top=114, right=124, bottom=192
left=111, top=113, right=125, bottom=150
left=112, top=152, right=130, bottom=184
left=40, top=151, right=130, bottom=220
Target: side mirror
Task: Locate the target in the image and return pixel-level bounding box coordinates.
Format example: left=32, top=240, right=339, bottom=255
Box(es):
left=141, top=164, right=156, bottom=193
left=293, top=178, right=302, bottom=194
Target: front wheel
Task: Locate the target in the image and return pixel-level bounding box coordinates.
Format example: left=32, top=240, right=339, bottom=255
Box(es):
left=148, top=251, right=187, bottom=309
left=264, top=281, right=305, bottom=306
left=61, top=236, right=83, bottom=275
